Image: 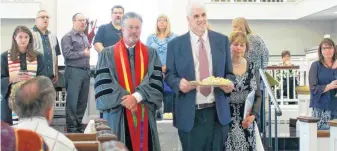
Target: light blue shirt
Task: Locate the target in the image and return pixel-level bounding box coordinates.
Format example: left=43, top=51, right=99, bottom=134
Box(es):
left=146, top=33, right=177, bottom=66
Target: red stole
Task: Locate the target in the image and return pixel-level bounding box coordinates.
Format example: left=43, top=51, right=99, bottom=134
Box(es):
left=114, top=39, right=150, bottom=151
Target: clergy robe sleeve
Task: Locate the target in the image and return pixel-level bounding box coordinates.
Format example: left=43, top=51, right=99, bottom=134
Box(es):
left=94, top=47, right=129, bottom=111
left=1, top=51, right=10, bottom=98
left=134, top=48, right=163, bottom=111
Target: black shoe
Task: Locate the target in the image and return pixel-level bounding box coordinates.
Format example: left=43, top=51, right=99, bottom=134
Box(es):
left=67, top=127, right=78, bottom=133
left=77, top=128, right=84, bottom=133
left=156, top=112, right=162, bottom=120
left=77, top=124, right=85, bottom=133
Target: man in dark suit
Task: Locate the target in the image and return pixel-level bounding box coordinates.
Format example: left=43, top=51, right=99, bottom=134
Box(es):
left=165, top=2, right=234, bottom=151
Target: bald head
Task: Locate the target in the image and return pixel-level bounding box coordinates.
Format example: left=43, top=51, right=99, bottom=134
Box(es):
left=19, top=80, right=39, bottom=104
left=14, top=76, right=55, bottom=118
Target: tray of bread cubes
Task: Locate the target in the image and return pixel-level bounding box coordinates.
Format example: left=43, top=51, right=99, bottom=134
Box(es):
left=189, top=76, right=232, bottom=87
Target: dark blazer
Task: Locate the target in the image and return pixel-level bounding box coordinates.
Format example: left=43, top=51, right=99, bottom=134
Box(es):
left=165, top=30, right=234, bottom=132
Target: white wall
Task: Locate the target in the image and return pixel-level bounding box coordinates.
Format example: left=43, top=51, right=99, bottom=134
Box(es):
left=55, top=0, right=189, bottom=65
left=204, top=0, right=337, bottom=20
left=332, top=19, right=337, bottom=42
left=1, top=0, right=335, bottom=65
left=209, top=20, right=334, bottom=55
left=1, top=19, right=35, bottom=53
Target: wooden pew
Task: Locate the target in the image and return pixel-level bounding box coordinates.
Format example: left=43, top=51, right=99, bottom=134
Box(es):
left=297, top=116, right=334, bottom=151
left=73, top=141, right=99, bottom=151
left=65, top=133, right=96, bottom=141
left=64, top=118, right=120, bottom=151
left=317, top=130, right=330, bottom=138
left=328, top=120, right=337, bottom=151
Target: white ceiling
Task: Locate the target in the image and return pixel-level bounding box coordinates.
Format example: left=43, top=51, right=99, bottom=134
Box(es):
left=300, top=5, right=337, bottom=20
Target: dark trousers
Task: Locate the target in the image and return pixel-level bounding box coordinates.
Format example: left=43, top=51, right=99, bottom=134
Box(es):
left=64, top=66, right=90, bottom=132
left=222, top=124, right=229, bottom=150
left=1, top=97, right=13, bottom=125
left=163, top=92, right=175, bottom=113
left=178, top=107, right=223, bottom=151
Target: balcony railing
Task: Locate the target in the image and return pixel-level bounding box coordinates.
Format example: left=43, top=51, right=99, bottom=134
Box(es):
left=211, top=0, right=297, bottom=2
left=266, top=66, right=307, bottom=106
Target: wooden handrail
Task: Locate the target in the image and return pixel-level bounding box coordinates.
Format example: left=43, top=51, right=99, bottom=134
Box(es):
left=65, top=133, right=96, bottom=141
left=73, top=141, right=99, bottom=151
left=266, top=65, right=300, bottom=70
left=296, top=86, right=310, bottom=95
left=317, top=130, right=330, bottom=137
left=297, top=116, right=319, bottom=123
left=328, top=119, right=337, bottom=127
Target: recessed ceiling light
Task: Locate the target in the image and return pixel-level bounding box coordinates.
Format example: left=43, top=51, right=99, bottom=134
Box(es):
left=334, top=11, right=337, bottom=14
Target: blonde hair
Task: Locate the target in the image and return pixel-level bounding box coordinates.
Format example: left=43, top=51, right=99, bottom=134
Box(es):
left=155, top=14, right=172, bottom=37
left=230, top=31, right=250, bottom=51
left=232, top=17, right=253, bottom=35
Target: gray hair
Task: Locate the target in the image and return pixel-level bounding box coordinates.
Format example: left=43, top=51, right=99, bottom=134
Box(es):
left=111, top=5, right=124, bottom=13
left=36, top=10, right=47, bottom=17
left=14, top=76, right=56, bottom=118
left=186, top=2, right=206, bottom=17
left=121, top=12, right=143, bottom=27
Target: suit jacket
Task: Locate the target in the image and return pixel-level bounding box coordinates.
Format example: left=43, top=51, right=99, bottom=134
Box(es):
left=165, top=30, right=234, bottom=132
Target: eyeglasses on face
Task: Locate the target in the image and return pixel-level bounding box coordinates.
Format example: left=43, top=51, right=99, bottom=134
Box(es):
left=74, top=19, right=87, bottom=23
left=38, top=16, right=50, bottom=19
left=322, top=46, right=333, bottom=51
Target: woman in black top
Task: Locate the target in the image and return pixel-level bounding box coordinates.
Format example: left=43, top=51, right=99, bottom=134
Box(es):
left=1, top=26, right=45, bottom=125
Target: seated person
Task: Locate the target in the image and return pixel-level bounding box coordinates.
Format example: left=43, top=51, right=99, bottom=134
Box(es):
left=1, top=121, right=49, bottom=151
left=276, top=50, right=299, bottom=99
left=12, top=76, right=77, bottom=151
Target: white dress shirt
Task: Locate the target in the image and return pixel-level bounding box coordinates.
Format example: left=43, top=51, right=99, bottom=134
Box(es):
left=13, top=117, right=77, bottom=151
left=189, top=30, right=215, bottom=105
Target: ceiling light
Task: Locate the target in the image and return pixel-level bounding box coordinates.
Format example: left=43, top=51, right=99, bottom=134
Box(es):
left=334, top=11, right=337, bottom=14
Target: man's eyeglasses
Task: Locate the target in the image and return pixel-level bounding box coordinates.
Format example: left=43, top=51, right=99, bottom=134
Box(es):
left=157, top=19, right=167, bottom=23
left=38, top=16, right=50, bottom=19
left=126, top=26, right=140, bottom=31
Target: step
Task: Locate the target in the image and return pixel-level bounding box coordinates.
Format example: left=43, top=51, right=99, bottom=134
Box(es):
left=263, top=137, right=299, bottom=151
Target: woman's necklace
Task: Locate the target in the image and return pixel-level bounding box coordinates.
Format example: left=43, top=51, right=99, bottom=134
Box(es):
left=233, top=58, right=244, bottom=67
left=324, top=60, right=333, bottom=68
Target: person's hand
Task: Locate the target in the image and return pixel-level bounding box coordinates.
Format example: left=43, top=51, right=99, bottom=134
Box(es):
left=242, top=114, right=255, bottom=129
left=327, top=80, right=337, bottom=91
left=129, top=105, right=138, bottom=113
left=179, top=78, right=196, bottom=93
left=220, top=82, right=234, bottom=93
left=52, top=73, right=59, bottom=84
left=84, top=48, right=90, bottom=57
left=9, top=73, right=30, bottom=83
left=162, top=65, right=166, bottom=73
left=121, top=95, right=138, bottom=112
left=284, top=60, right=291, bottom=66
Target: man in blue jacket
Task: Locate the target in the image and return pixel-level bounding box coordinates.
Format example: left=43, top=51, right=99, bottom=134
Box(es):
left=165, top=2, right=234, bottom=151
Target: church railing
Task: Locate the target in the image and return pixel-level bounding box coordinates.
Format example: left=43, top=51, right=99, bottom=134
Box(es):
left=297, top=116, right=336, bottom=151
left=260, top=69, right=282, bottom=151
left=210, top=0, right=297, bottom=3
left=266, top=66, right=306, bottom=106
